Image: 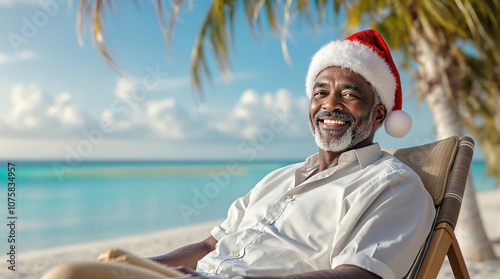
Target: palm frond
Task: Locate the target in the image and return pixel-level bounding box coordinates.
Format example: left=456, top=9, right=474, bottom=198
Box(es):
left=78, top=0, right=128, bottom=77
left=280, top=0, right=292, bottom=64
left=75, top=0, right=500, bottom=175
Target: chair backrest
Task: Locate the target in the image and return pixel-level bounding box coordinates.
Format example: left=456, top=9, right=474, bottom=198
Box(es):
left=385, top=136, right=474, bottom=279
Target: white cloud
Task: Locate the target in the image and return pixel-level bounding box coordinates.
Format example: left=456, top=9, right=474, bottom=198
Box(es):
left=1, top=85, right=86, bottom=136
left=97, top=79, right=311, bottom=142
left=98, top=77, right=193, bottom=138
left=214, top=88, right=310, bottom=140
left=1, top=81, right=310, bottom=143
left=7, top=85, right=47, bottom=129
left=47, top=92, right=85, bottom=127
left=0, top=50, right=36, bottom=64
left=115, top=78, right=134, bottom=100
left=146, top=98, right=188, bottom=139
left=0, top=81, right=314, bottom=159
left=98, top=78, right=149, bottom=136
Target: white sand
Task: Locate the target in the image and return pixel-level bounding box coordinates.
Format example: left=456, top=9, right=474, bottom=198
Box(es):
left=1, top=189, right=498, bottom=279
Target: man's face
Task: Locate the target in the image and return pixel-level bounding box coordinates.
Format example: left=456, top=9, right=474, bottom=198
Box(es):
left=309, top=66, right=386, bottom=152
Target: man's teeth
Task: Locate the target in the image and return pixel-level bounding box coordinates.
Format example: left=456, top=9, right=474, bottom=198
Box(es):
left=323, top=119, right=346, bottom=125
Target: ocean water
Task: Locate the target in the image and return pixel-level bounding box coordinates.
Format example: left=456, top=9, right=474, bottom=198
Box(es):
left=0, top=160, right=496, bottom=253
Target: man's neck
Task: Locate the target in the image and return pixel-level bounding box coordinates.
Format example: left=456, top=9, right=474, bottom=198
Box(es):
left=317, top=149, right=342, bottom=172
left=316, top=142, right=374, bottom=172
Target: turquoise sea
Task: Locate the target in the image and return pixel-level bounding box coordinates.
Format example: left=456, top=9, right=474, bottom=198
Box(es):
left=0, top=160, right=497, bottom=253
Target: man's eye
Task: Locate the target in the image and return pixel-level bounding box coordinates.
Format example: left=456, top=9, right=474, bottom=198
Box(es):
left=314, top=91, right=327, bottom=97
left=342, top=92, right=359, bottom=98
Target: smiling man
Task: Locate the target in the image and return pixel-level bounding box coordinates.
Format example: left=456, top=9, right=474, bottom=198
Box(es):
left=310, top=67, right=384, bottom=157
left=43, top=29, right=435, bottom=279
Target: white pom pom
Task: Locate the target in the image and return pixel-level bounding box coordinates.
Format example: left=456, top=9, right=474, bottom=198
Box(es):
left=384, top=110, right=412, bottom=138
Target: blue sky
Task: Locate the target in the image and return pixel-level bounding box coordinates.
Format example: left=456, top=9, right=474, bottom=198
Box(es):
left=0, top=0, right=443, bottom=161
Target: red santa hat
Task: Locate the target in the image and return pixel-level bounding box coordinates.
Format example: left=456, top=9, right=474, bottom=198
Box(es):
left=305, top=29, right=412, bottom=138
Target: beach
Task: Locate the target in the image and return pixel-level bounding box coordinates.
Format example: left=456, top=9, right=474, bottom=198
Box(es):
left=1, top=189, right=499, bottom=279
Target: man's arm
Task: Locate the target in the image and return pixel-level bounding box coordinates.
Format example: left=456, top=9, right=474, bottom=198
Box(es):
left=178, top=265, right=380, bottom=279
left=281, top=265, right=381, bottom=279
left=148, top=236, right=217, bottom=269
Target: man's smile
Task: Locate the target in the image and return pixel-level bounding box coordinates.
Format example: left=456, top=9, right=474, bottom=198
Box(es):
left=323, top=119, right=346, bottom=125
left=318, top=118, right=349, bottom=131
left=314, top=111, right=354, bottom=134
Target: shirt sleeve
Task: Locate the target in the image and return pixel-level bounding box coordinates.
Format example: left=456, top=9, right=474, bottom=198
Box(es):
left=330, top=170, right=436, bottom=279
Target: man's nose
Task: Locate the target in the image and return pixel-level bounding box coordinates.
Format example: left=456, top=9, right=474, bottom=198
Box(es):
left=322, top=92, right=344, bottom=111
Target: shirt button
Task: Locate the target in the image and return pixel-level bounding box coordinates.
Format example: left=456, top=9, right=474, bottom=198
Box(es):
left=286, top=194, right=293, bottom=200
left=208, top=269, right=215, bottom=275
left=232, top=252, right=240, bottom=257
left=266, top=219, right=272, bottom=224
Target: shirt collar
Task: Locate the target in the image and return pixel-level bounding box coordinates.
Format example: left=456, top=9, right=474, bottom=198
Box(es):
left=302, top=143, right=383, bottom=171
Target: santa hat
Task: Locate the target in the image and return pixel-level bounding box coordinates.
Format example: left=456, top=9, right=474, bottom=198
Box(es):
left=305, top=29, right=412, bottom=138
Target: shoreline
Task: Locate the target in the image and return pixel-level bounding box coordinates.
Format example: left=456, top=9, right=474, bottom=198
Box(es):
left=0, top=221, right=221, bottom=279
left=23, top=220, right=220, bottom=260
left=1, top=189, right=498, bottom=279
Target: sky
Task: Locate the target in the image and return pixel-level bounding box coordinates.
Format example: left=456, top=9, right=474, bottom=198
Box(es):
left=0, top=0, right=446, bottom=161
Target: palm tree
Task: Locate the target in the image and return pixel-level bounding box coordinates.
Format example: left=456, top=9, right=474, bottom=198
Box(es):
left=339, top=0, right=499, bottom=262
left=76, top=0, right=498, bottom=261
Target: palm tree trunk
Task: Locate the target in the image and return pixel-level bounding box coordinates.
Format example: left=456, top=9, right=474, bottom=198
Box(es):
left=410, top=26, right=496, bottom=261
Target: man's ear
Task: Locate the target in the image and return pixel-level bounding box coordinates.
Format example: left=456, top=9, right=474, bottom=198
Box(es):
left=373, top=104, right=386, bottom=129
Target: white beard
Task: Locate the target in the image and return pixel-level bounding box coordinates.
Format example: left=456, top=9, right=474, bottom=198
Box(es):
left=313, top=109, right=374, bottom=152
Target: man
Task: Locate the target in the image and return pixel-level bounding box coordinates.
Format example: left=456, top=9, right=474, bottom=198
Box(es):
left=43, top=29, right=435, bottom=279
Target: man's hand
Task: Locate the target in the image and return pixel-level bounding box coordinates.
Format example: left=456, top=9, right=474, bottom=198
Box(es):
left=149, top=236, right=217, bottom=269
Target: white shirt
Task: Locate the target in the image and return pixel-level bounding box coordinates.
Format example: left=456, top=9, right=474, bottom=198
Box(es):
left=196, top=143, right=436, bottom=279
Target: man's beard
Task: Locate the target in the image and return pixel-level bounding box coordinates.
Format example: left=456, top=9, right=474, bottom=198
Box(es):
left=313, top=109, right=374, bottom=152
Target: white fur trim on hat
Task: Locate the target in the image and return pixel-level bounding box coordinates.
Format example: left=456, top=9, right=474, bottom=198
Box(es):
left=385, top=110, right=412, bottom=138
left=305, top=40, right=397, bottom=113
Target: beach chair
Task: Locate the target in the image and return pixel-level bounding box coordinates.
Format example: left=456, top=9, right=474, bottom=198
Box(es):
left=385, top=136, right=473, bottom=279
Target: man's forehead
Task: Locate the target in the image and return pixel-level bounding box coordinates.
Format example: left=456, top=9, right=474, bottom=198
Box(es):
left=314, top=67, right=372, bottom=88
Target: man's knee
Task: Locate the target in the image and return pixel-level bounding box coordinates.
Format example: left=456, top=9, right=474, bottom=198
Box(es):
left=42, top=262, right=93, bottom=279
left=42, top=261, right=168, bottom=279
